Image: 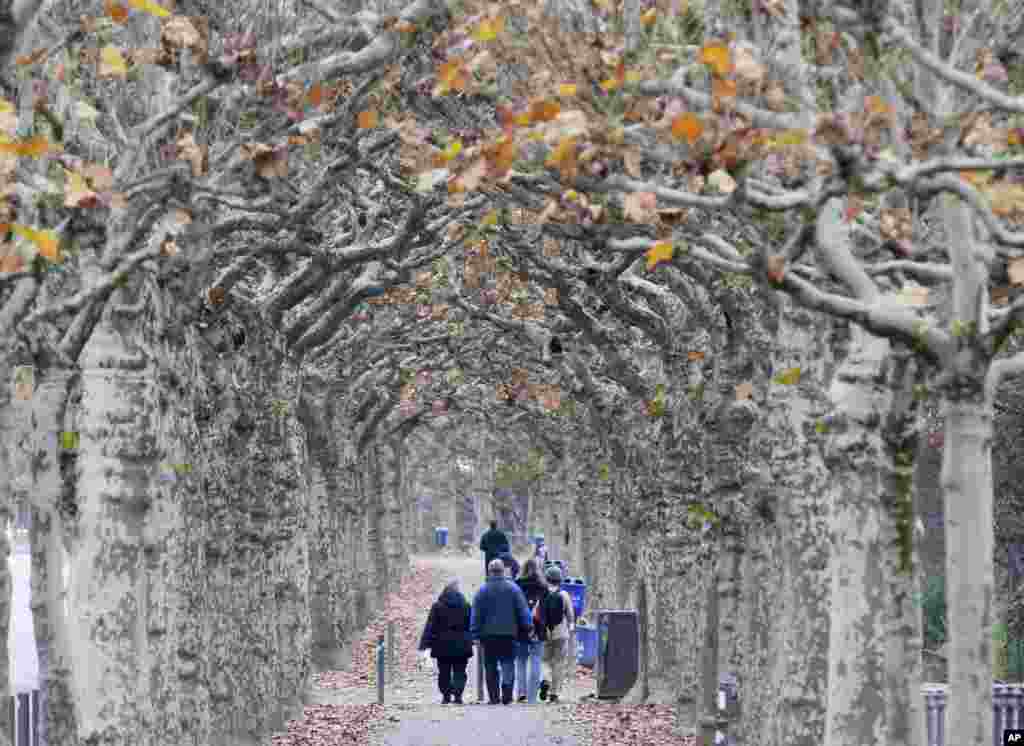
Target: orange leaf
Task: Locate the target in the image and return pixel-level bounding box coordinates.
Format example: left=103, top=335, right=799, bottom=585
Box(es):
left=357, top=110, right=379, bottom=129
left=712, top=77, right=737, bottom=100
left=699, top=43, right=732, bottom=76
left=529, top=98, right=561, bottom=123
left=671, top=113, right=703, bottom=144
left=307, top=83, right=323, bottom=108
left=687, top=351, right=705, bottom=361
left=640, top=7, right=657, bottom=26
left=865, top=95, right=892, bottom=116
left=105, top=0, right=130, bottom=23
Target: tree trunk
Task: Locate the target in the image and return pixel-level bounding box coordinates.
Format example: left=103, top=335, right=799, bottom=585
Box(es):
left=824, top=327, right=892, bottom=746
left=941, top=395, right=994, bottom=746
left=70, top=321, right=154, bottom=745
left=27, top=369, right=77, bottom=746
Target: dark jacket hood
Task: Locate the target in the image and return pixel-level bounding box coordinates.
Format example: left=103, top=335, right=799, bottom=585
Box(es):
left=440, top=588, right=467, bottom=607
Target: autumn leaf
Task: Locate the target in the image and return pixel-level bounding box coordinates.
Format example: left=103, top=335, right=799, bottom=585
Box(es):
left=1009, top=257, right=1024, bottom=286
left=646, top=241, right=673, bottom=270
left=105, top=0, right=130, bottom=22
left=10, top=224, right=59, bottom=262
left=127, top=0, right=171, bottom=16
left=671, top=113, right=703, bottom=144
left=735, top=381, right=754, bottom=400
left=623, top=191, right=657, bottom=223
left=772, top=367, right=802, bottom=385
left=99, top=45, right=129, bottom=78
left=640, top=8, right=657, bottom=26
left=707, top=169, right=736, bottom=193
left=357, top=109, right=378, bottom=129
left=0, top=136, right=60, bottom=157
left=64, top=170, right=98, bottom=208
left=766, top=254, right=785, bottom=284
left=688, top=351, right=705, bottom=361
left=472, top=15, right=505, bottom=42
left=845, top=195, right=864, bottom=222
left=712, top=77, right=738, bottom=101
left=558, top=83, right=577, bottom=97
left=699, top=43, right=731, bottom=76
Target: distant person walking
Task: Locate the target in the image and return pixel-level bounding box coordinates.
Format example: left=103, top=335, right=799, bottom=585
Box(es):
left=418, top=579, right=474, bottom=705
left=539, top=564, right=575, bottom=704
left=471, top=558, right=532, bottom=705
left=534, top=539, right=548, bottom=564
left=514, top=559, right=548, bottom=703
left=479, top=520, right=510, bottom=576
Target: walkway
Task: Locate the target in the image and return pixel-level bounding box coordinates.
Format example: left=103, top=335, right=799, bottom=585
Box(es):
left=271, top=551, right=697, bottom=746
left=273, top=551, right=593, bottom=746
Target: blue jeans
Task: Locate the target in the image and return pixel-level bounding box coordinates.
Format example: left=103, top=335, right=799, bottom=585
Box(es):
left=481, top=638, right=517, bottom=701
left=515, top=640, right=543, bottom=703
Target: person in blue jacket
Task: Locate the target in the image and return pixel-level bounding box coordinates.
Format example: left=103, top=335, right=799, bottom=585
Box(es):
left=418, top=579, right=474, bottom=705
left=470, top=558, right=532, bottom=705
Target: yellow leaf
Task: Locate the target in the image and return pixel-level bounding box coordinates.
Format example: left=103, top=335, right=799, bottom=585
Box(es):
left=99, top=46, right=129, bottom=78
left=127, top=0, right=171, bottom=15
left=481, top=209, right=499, bottom=227
left=646, top=241, right=674, bottom=270
left=772, top=367, right=802, bottom=385
left=357, top=109, right=379, bottom=129
left=699, top=43, right=732, bottom=76
left=559, top=83, right=577, bottom=97
left=11, top=224, right=60, bottom=263
left=473, top=15, right=505, bottom=42
left=640, top=7, right=657, bottom=26
left=671, top=113, right=703, bottom=144
left=442, top=139, right=463, bottom=161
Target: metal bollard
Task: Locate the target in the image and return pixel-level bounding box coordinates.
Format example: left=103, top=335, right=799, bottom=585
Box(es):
left=377, top=634, right=385, bottom=705
left=387, top=621, right=396, bottom=684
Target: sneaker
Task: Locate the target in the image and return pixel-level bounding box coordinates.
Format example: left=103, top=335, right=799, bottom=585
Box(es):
left=453, top=695, right=464, bottom=705
left=517, top=696, right=527, bottom=703
left=538, top=680, right=549, bottom=701
left=548, top=694, right=559, bottom=704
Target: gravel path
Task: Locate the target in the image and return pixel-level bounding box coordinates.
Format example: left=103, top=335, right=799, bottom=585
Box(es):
left=298, top=551, right=594, bottom=746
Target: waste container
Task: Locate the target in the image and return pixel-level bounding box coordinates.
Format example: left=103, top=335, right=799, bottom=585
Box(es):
left=435, top=526, right=448, bottom=547
left=561, top=578, right=586, bottom=620
left=595, top=610, right=639, bottom=699
left=575, top=623, right=597, bottom=667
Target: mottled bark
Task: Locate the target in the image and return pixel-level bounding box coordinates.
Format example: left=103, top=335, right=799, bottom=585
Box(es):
left=823, top=327, right=891, bottom=746
left=27, top=368, right=77, bottom=746
left=70, top=321, right=155, bottom=745
left=760, top=301, right=832, bottom=746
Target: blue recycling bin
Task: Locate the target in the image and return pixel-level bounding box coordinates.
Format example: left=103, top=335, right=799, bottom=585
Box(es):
left=561, top=578, right=586, bottom=619
left=435, top=526, right=448, bottom=547
left=575, top=623, right=597, bottom=667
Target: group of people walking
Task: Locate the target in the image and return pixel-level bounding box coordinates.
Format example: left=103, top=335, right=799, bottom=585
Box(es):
left=417, top=521, right=574, bottom=705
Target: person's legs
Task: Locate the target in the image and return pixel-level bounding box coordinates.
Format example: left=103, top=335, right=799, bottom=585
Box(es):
left=436, top=658, right=453, bottom=702
left=499, top=654, right=517, bottom=704
left=482, top=641, right=501, bottom=703
left=451, top=659, right=469, bottom=703
left=515, top=642, right=528, bottom=699
left=527, top=641, right=543, bottom=703
left=547, top=638, right=568, bottom=700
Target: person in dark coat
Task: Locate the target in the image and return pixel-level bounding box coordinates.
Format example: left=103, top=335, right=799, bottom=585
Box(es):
left=497, top=550, right=519, bottom=580
left=471, top=558, right=532, bottom=705
left=418, top=578, right=474, bottom=705
left=479, top=520, right=510, bottom=576
left=514, top=558, right=548, bottom=703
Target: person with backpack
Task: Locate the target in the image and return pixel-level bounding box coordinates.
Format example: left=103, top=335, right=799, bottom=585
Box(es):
left=479, top=520, right=511, bottom=577
left=417, top=578, right=474, bottom=705
left=514, top=559, right=547, bottom=703
left=538, top=564, right=575, bottom=704
left=471, top=558, right=533, bottom=705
